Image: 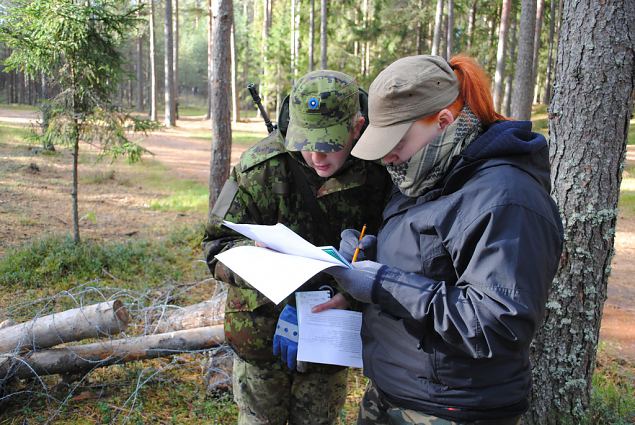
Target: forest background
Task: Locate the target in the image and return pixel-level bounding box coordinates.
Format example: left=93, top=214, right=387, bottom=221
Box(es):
left=0, top=0, right=633, bottom=424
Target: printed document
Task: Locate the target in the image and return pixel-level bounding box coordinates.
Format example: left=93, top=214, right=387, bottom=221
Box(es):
left=214, top=222, right=351, bottom=304
left=296, top=291, right=363, bottom=368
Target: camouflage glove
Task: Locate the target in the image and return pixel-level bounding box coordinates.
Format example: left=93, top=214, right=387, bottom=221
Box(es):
left=327, top=261, right=384, bottom=304
left=273, top=304, right=299, bottom=370
left=339, top=229, right=377, bottom=262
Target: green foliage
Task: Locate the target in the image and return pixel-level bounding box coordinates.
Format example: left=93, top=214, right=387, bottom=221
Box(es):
left=582, top=355, right=635, bottom=425
left=619, top=191, right=635, bottom=217
left=628, top=118, right=634, bottom=145
left=0, top=230, right=198, bottom=288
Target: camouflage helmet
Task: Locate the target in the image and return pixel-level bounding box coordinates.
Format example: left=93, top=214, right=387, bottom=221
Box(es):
left=285, top=70, right=360, bottom=153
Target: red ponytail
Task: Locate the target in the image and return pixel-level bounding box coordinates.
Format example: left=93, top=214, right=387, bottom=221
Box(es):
left=449, top=54, right=507, bottom=124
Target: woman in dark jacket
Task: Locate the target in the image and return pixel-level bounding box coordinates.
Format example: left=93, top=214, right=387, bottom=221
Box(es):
left=319, top=55, right=564, bottom=424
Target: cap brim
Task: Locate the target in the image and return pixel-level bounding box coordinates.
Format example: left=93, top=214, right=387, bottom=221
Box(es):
left=351, top=121, right=412, bottom=161
left=285, top=119, right=350, bottom=152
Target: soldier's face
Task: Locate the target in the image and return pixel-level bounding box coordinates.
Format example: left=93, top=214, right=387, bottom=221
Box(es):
left=301, top=116, right=365, bottom=178
left=302, top=137, right=354, bottom=178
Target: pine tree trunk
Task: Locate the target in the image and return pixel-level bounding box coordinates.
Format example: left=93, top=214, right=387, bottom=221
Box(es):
left=543, top=0, right=557, bottom=104
left=71, top=118, right=80, bottom=244
left=320, top=0, right=327, bottom=69
left=164, top=0, right=176, bottom=127
left=149, top=0, right=157, bottom=121
left=231, top=22, right=239, bottom=124
left=445, top=0, right=454, bottom=59
left=493, top=0, right=511, bottom=112
left=431, top=0, right=443, bottom=56
left=503, top=5, right=517, bottom=117
left=208, top=0, right=234, bottom=213
left=416, top=0, right=424, bottom=55
left=308, top=0, right=315, bottom=71
left=173, top=0, right=180, bottom=119
left=510, top=0, right=537, bottom=120
left=466, top=0, right=477, bottom=52
left=136, top=28, right=144, bottom=112
left=531, top=0, right=545, bottom=103
left=527, top=1, right=635, bottom=423
left=206, top=0, right=213, bottom=120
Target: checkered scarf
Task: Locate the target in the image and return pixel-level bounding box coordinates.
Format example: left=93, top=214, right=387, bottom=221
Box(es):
left=386, top=106, right=482, bottom=197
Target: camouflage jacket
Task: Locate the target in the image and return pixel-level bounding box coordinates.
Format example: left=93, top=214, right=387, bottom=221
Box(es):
left=203, top=130, right=391, bottom=370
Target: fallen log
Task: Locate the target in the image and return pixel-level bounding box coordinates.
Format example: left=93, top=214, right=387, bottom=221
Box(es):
left=0, top=325, right=225, bottom=379
left=153, top=293, right=226, bottom=333
left=0, top=300, right=130, bottom=354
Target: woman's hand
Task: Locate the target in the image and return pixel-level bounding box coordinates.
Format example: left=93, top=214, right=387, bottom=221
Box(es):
left=311, top=293, right=349, bottom=313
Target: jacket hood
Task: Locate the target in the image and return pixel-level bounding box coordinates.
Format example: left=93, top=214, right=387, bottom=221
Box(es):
left=445, top=120, right=552, bottom=192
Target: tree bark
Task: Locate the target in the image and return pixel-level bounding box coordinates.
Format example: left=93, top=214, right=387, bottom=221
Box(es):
left=206, top=0, right=213, bottom=120
left=0, top=301, right=130, bottom=353
left=208, top=0, right=234, bottom=213
left=0, top=326, right=225, bottom=379
left=527, top=1, right=635, bottom=423
left=320, top=0, right=327, bottom=69
left=164, top=0, right=176, bottom=127
left=149, top=0, right=157, bottom=121
left=431, top=0, right=443, bottom=56
left=71, top=118, right=80, bottom=244
left=510, top=0, right=537, bottom=120
left=445, top=0, right=454, bottom=59
left=153, top=295, right=226, bottom=333
left=308, top=0, right=315, bottom=71
left=493, top=0, right=512, bottom=112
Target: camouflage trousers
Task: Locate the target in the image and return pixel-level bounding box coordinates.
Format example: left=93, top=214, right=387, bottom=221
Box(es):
left=232, top=355, right=348, bottom=425
left=357, top=381, right=522, bottom=425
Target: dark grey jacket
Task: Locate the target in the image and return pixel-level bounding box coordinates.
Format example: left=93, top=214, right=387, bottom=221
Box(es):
left=363, top=120, right=564, bottom=421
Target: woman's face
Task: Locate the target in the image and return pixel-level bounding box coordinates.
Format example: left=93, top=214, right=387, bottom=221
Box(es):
left=381, top=119, right=441, bottom=166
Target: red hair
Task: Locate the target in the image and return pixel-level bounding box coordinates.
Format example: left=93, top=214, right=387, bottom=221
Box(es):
left=421, top=54, right=507, bottom=125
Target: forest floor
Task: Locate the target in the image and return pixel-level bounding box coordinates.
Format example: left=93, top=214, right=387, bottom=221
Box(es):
left=1, top=108, right=634, bottom=359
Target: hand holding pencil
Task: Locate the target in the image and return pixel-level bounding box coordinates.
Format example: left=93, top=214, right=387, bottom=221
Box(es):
left=339, top=226, right=377, bottom=263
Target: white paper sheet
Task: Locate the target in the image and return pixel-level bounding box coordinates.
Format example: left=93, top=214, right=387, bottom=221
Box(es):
left=214, top=222, right=352, bottom=304
left=296, top=291, right=363, bottom=368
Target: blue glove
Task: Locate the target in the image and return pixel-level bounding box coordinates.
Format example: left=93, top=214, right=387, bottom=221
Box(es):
left=273, top=304, right=299, bottom=370
left=327, top=261, right=384, bottom=303
left=339, top=229, right=377, bottom=262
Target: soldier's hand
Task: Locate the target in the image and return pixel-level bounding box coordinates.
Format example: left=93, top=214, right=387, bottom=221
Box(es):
left=339, top=229, right=377, bottom=262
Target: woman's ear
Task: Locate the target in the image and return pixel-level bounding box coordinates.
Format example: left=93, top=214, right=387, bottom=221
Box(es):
left=353, top=115, right=366, bottom=139
left=437, top=109, right=455, bottom=130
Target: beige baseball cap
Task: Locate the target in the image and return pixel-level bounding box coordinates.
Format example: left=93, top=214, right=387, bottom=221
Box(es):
left=351, top=55, right=460, bottom=160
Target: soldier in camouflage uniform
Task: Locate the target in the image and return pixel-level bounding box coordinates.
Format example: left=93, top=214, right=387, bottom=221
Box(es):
left=203, top=70, right=392, bottom=425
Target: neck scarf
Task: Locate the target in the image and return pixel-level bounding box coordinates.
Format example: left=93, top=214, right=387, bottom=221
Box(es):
left=386, top=106, right=482, bottom=197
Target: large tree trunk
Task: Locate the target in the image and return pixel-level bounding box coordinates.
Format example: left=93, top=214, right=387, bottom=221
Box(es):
left=0, top=301, right=129, bottom=353
left=466, top=0, right=477, bottom=52
left=0, top=326, right=225, bottom=380
left=308, top=0, right=315, bottom=71
left=431, top=0, right=443, bottom=56
left=493, top=0, right=512, bottom=112
left=290, top=0, right=297, bottom=81
left=510, top=0, right=537, bottom=120
left=320, top=0, right=327, bottom=69
left=164, top=0, right=176, bottom=127
left=206, top=0, right=213, bottom=120
left=527, top=1, right=635, bottom=424
left=445, top=0, right=454, bottom=59
left=531, top=0, right=545, bottom=103
left=149, top=0, right=157, bottom=121
left=208, top=0, right=234, bottom=212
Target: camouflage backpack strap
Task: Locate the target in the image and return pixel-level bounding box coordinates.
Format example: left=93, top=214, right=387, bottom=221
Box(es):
left=238, top=130, right=287, bottom=173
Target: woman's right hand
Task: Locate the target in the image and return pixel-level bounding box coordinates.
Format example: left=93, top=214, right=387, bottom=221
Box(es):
left=339, top=229, right=377, bottom=262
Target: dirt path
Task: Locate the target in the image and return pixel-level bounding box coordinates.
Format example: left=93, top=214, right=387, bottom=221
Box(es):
left=2, top=108, right=634, bottom=361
